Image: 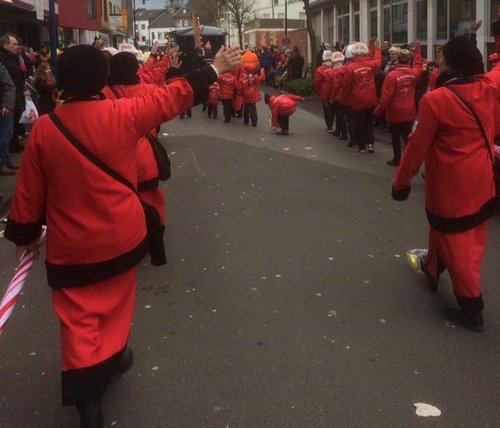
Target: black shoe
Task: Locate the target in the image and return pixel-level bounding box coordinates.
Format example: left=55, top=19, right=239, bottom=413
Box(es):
left=347, top=141, right=355, bottom=147
left=444, top=307, right=484, bottom=332
left=277, top=130, right=288, bottom=135
left=224, top=119, right=230, bottom=123
left=76, top=399, right=104, bottom=428
left=387, top=159, right=400, bottom=167
left=340, top=135, right=348, bottom=141
left=252, top=123, right=257, bottom=127
left=243, top=122, right=249, bottom=125
left=117, top=347, right=134, bottom=375
left=332, top=131, right=340, bottom=137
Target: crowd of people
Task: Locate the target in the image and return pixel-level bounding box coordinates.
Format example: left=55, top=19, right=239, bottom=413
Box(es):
left=0, top=13, right=500, bottom=428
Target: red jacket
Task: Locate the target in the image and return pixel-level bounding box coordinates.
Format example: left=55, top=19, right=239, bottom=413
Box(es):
left=329, top=66, right=344, bottom=103
left=139, top=53, right=169, bottom=85
left=268, top=94, right=304, bottom=127
left=208, top=82, right=220, bottom=105
left=238, top=68, right=265, bottom=103
left=486, top=62, right=500, bottom=143
left=341, top=47, right=382, bottom=110
left=218, top=72, right=237, bottom=100
left=5, top=80, right=193, bottom=287
left=374, top=48, right=423, bottom=123
left=394, top=76, right=497, bottom=226
left=314, top=64, right=333, bottom=102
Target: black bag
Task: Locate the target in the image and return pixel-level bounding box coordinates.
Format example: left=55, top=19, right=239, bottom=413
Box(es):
left=145, top=132, right=171, bottom=181
left=445, top=84, right=500, bottom=214
left=110, top=85, right=171, bottom=181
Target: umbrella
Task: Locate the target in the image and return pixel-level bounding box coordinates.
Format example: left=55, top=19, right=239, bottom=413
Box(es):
left=0, top=227, right=46, bottom=335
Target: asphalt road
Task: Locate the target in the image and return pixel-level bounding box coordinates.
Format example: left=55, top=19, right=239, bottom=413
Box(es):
left=1, top=100, right=500, bottom=428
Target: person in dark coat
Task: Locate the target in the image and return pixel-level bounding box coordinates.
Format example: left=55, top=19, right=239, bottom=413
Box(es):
left=287, top=46, right=305, bottom=81
left=32, top=63, right=57, bottom=115
left=0, top=33, right=25, bottom=153
left=0, top=62, right=16, bottom=176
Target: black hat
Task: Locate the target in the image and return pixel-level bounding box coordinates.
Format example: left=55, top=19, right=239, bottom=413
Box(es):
left=264, top=93, right=271, bottom=104
left=442, top=36, right=483, bottom=76
left=58, top=45, right=109, bottom=96
left=108, top=52, right=140, bottom=85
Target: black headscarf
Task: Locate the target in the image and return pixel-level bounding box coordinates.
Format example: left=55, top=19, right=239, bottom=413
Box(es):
left=436, top=36, right=484, bottom=87
left=57, top=45, right=109, bottom=96
left=108, top=52, right=140, bottom=85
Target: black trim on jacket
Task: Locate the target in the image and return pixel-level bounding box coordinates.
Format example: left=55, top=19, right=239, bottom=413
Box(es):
left=165, top=65, right=217, bottom=105
left=62, top=345, right=127, bottom=406
left=426, top=198, right=496, bottom=234
left=138, top=177, right=160, bottom=191
left=391, top=185, right=411, bottom=201
left=46, top=237, right=148, bottom=288
left=4, top=217, right=44, bottom=246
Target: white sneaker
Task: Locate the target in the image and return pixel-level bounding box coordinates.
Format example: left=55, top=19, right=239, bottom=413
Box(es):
left=367, top=144, right=374, bottom=153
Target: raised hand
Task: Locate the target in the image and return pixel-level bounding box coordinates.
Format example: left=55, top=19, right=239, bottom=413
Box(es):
left=212, top=46, right=242, bottom=75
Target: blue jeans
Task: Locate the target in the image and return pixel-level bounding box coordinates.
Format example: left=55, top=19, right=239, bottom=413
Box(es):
left=0, top=114, right=13, bottom=166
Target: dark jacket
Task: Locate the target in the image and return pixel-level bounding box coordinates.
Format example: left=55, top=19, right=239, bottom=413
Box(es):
left=0, top=62, right=15, bottom=111
left=0, top=47, right=25, bottom=110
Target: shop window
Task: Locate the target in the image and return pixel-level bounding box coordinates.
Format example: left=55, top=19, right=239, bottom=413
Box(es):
left=437, top=0, right=476, bottom=41
left=370, top=0, right=377, bottom=8
left=383, top=0, right=408, bottom=44
left=353, top=0, right=360, bottom=13
left=354, top=13, right=360, bottom=42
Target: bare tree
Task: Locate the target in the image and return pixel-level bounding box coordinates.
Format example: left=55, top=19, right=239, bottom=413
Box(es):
left=224, top=0, right=255, bottom=49
left=301, top=0, right=318, bottom=70
left=192, top=0, right=228, bottom=27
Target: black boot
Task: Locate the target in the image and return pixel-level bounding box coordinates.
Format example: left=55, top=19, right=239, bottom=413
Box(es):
left=76, top=399, right=104, bottom=428
left=445, top=295, right=484, bottom=332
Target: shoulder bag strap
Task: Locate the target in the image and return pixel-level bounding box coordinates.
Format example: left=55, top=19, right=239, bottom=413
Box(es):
left=444, top=84, right=493, bottom=162
left=48, top=112, right=137, bottom=194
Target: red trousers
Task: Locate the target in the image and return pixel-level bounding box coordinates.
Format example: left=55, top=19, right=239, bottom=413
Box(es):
left=425, top=223, right=486, bottom=298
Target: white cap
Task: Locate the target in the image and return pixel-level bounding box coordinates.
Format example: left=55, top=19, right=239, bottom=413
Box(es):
left=322, top=50, right=333, bottom=62
left=351, top=42, right=369, bottom=57
left=332, top=51, right=345, bottom=63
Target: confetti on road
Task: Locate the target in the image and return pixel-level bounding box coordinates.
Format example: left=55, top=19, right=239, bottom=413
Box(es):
left=363, top=280, right=371, bottom=284
left=368, top=254, right=374, bottom=258
left=29, top=352, right=37, bottom=357
left=316, top=293, right=323, bottom=297
left=345, top=345, right=350, bottom=350
left=327, top=310, right=337, bottom=317
left=261, top=276, right=267, bottom=280
left=328, top=257, right=334, bottom=261
left=144, top=305, right=152, bottom=309
left=161, top=133, right=168, bottom=136
left=395, top=254, right=401, bottom=258
left=304, top=146, right=313, bottom=150
left=151, top=366, right=159, bottom=371
left=275, top=274, right=282, bottom=278
left=380, top=318, right=387, bottom=324
left=251, top=287, right=258, bottom=292
left=282, top=147, right=290, bottom=152
left=414, top=403, right=441, bottom=417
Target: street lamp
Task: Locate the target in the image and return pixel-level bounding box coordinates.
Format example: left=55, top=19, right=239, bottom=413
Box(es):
left=132, top=0, right=137, bottom=47
left=284, top=0, right=288, bottom=35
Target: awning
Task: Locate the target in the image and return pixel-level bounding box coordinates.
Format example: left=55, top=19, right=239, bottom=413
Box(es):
left=169, top=26, right=226, bottom=38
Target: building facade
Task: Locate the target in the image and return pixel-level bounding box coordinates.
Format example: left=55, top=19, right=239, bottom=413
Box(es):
left=134, top=8, right=164, bottom=46
left=309, top=0, right=499, bottom=61
left=253, top=0, right=307, bottom=21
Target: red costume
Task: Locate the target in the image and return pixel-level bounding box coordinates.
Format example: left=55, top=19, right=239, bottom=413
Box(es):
left=208, top=81, right=220, bottom=105
left=314, top=64, right=333, bottom=102
left=139, top=53, right=169, bottom=85
left=5, top=79, right=194, bottom=405
left=238, top=68, right=265, bottom=104
left=486, top=62, right=500, bottom=143
left=102, top=84, right=167, bottom=265
left=373, top=47, right=422, bottom=123
left=341, top=46, right=382, bottom=111
left=268, top=94, right=304, bottom=128
left=218, top=71, right=236, bottom=100
left=427, top=67, right=439, bottom=92
left=393, top=76, right=497, bottom=304
left=329, top=66, right=344, bottom=103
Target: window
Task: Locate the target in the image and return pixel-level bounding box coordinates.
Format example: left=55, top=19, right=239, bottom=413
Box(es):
left=141, top=36, right=146, bottom=41
left=141, top=24, right=146, bottom=29
left=274, top=0, right=279, bottom=4
left=299, top=12, right=306, bottom=20
left=354, top=13, right=360, bottom=41
left=337, top=2, right=350, bottom=45
left=108, top=2, right=112, bottom=19
left=353, top=0, right=360, bottom=13
left=417, top=0, right=427, bottom=40
left=323, top=8, right=333, bottom=43
left=263, top=13, right=271, bottom=18
left=491, top=1, right=500, bottom=36
left=278, top=13, right=285, bottom=18
left=370, top=9, right=378, bottom=38
left=87, top=0, right=96, bottom=19
left=383, top=0, right=408, bottom=44
left=437, top=0, right=476, bottom=40
left=370, top=0, right=377, bottom=38
left=151, top=32, right=155, bottom=39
